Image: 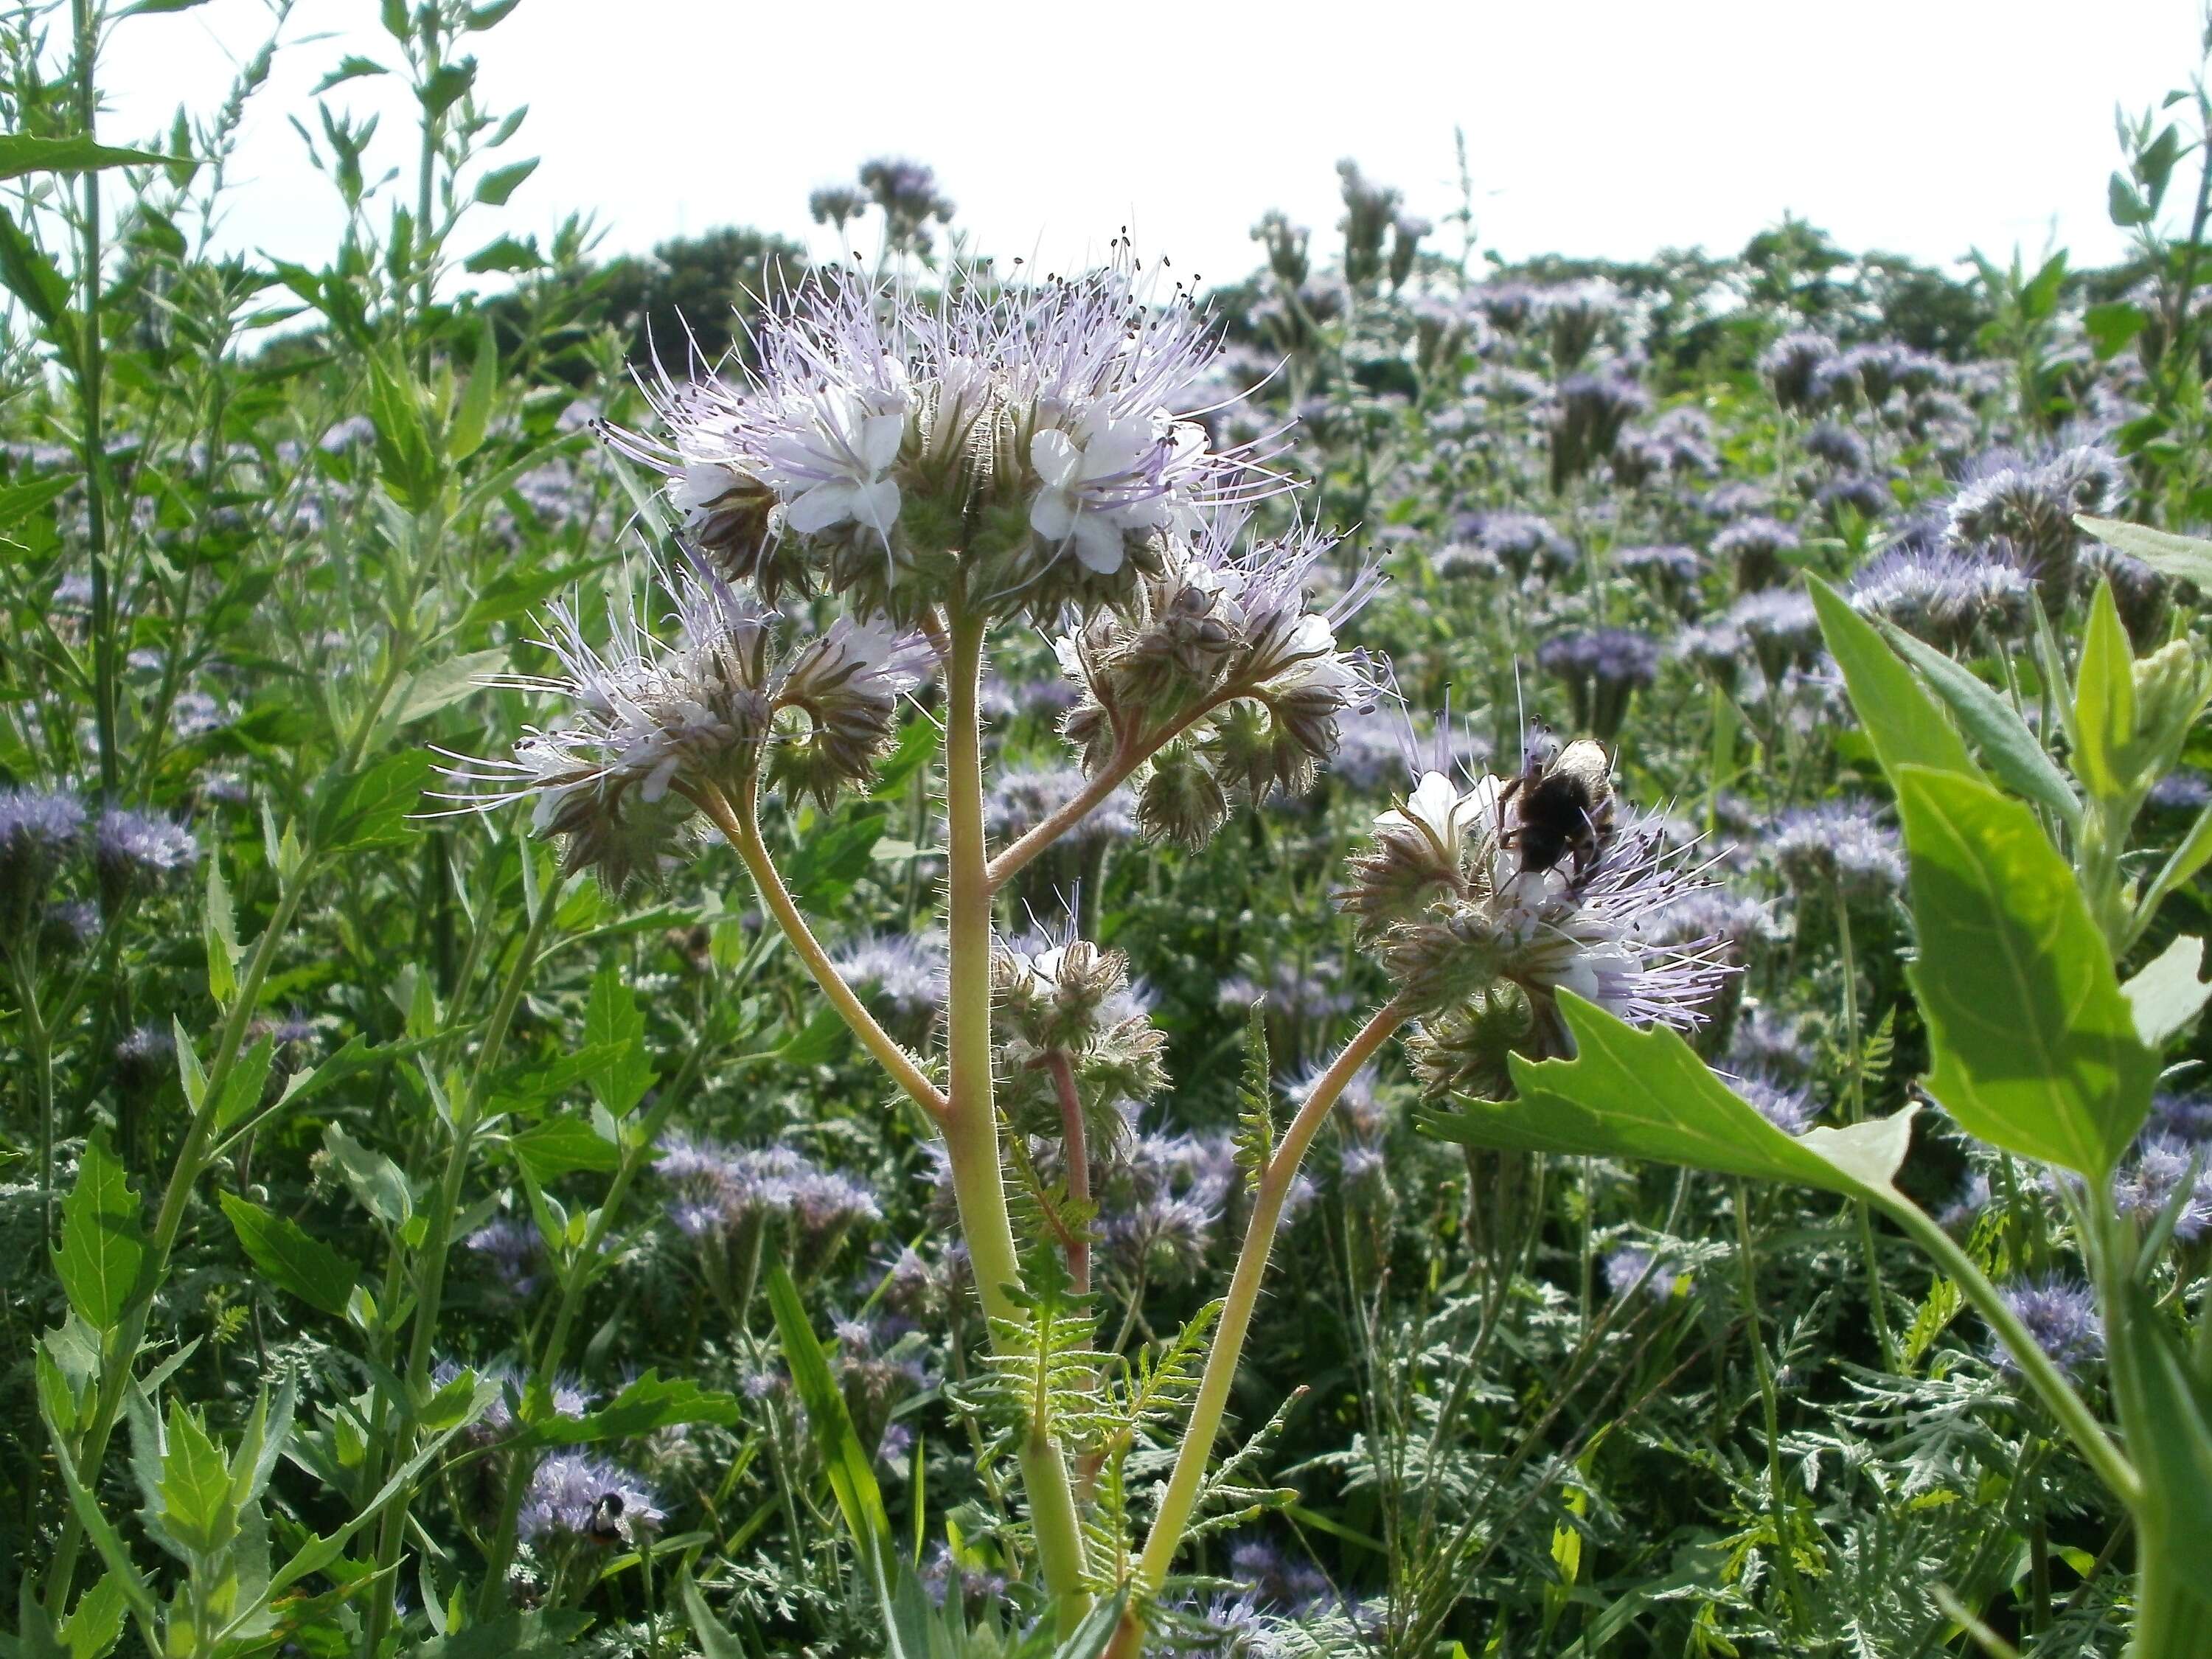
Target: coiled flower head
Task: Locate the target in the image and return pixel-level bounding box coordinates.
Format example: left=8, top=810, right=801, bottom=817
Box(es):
left=442, top=557, right=933, bottom=891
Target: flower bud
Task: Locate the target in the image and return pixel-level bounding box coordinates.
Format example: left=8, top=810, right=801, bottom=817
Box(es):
left=1404, top=984, right=1535, bottom=1099
left=1135, top=740, right=1229, bottom=849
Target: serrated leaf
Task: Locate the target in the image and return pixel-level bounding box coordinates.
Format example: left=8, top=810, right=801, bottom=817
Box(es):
left=157, top=1403, right=236, bottom=1557
left=786, top=807, right=888, bottom=909
left=219, top=1195, right=360, bottom=1317
left=583, top=959, right=653, bottom=1115
left=204, top=849, right=239, bottom=1005
left=509, top=1116, right=619, bottom=1181
left=214, top=1034, right=276, bottom=1133
left=525, top=1371, right=740, bottom=1445
left=449, top=317, right=498, bottom=460
left=53, top=1138, right=145, bottom=1331
left=318, top=749, right=433, bottom=853
left=0, top=136, right=180, bottom=179
left=389, top=649, right=504, bottom=728
left=1427, top=992, right=1918, bottom=1200
left=1896, top=765, right=2154, bottom=1178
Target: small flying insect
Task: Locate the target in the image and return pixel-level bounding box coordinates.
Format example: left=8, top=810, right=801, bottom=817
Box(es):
left=1499, top=728, right=1615, bottom=879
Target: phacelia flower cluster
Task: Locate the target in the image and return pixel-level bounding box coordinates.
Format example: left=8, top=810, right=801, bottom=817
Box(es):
left=1053, top=515, right=1386, bottom=844
left=602, top=258, right=1286, bottom=626
left=444, top=558, right=934, bottom=890
left=1340, top=737, right=1731, bottom=1091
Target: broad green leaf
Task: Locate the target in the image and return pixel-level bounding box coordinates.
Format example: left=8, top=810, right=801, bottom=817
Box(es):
left=53, top=1138, right=145, bottom=1331
left=870, top=717, right=940, bottom=799
left=157, top=1403, right=237, bottom=1557
left=786, top=807, right=889, bottom=910
left=2073, top=580, right=2135, bottom=801
left=0, top=136, right=179, bottom=180
left=582, top=959, right=653, bottom=1115
left=220, top=1195, right=361, bottom=1317
left=448, top=318, right=498, bottom=459
left=1425, top=993, right=1917, bottom=1200
left=776, top=1005, right=849, bottom=1068
left=213, top=1034, right=277, bottom=1133
left=1896, top=766, right=2154, bottom=1177
left=389, top=649, right=504, bottom=729
left=60, top=1572, right=128, bottom=1659
left=509, top=1116, right=619, bottom=1181
left=1051, top=1591, right=1134, bottom=1659
left=323, top=1124, right=413, bottom=1225
left=317, top=749, right=433, bottom=852
left=524, top=1371, right=740, bottom=1445
left=0, top=206, right=76, bottom=339
left=1809, top=577, right=1979, bottom=787
left=2078, top=513, right=2212, bottom=588
left=473, top=159, right=537, bottom=207
left=2123, top=934, right=2211, bottom=1049
left=1878, top=622, right=2079, bottom=827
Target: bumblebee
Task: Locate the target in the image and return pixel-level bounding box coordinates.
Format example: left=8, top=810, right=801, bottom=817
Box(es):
left=585, top=1491, right=631, bottom=1545
left=1499, top=731, right=1615, bottom=879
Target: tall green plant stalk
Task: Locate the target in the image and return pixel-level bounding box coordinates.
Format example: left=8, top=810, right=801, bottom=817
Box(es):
left=1111, top=999, right=1408, bottom=1657
left=69, top=0, right=117, bottom=801
left=940, top=608, right=1091, bottom=1627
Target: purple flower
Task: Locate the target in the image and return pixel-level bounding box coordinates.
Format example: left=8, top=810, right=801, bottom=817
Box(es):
left=1712, top=517, right=1801, bottom=592
left=1770, top=801, right=1906, bottom=900
left=832, top=931, right=947, bottom=1023
left=0, top=787, right=86, bottom=923
left=1535, top=628, right=1660, bottom=740
left=1731, top=1072, right=1821, bottom=1136
left=518, top=1451, right=662, bottom=1544
left=1760, top=331, right=1837, bottom=412
left=1991, top=1277, right=2102, bottom=1377
left=466, top=1217, right=546, bottom=1299
left=92, top=808, right=199, bottom=903
left=1848, top=540, right=2033, bottom=649
left=1604, top=1246, right=1679, bottom=1302
left=2112, top=1134, right=2212, bottom=1241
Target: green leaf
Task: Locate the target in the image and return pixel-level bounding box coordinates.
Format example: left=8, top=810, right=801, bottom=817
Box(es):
left=323, top=1124, right=413, bottom=1226
left=462, top=235, right=542, bottom=275
left=2123, top=934, right=2211, bottom=1049
left=2077, top=514, right=2212, bottom=588
left=776, top=1005, right=849, bottom=1068
left=2084, top=301, right=2149, bottom=361
left=509, top=1116, right=619, bottom=1182
left=60, top=1572, right=128, bottom=1659
left=53, top=1138, right=145, bottom=1331
left=220, top=1194, right=361, bottom=1318
left=2106, top=1276, right=2212, bottom=1615
left=1895, top=766, right=2154, bottom=1178
left=526, top=1371, right=740, bottom=1445
left=583, top=959, right=653, bottom=1116
left=389, top=649, right=504, bottom=730
left=313, top=55, right=388, bottom=92
left=318, top=750, right=433, bottom=853
left=1809, top=577, right=1979, bottom=787
left=678, top=1571, right=751, bottom=1659
left=2073, top=580, right=2135, bottom=802
left=1877, top=622, right=2079, bottom=827
left=0, top=207, right=72, bottom=342
left=0, top=136, right=180, bottom=180
left=449, top=318, right=498, bottom=461
left=869, top=717, right=940, bottom=799
left=407, top=1611, right=592, bottom=1659
left=2110, top=173, right=2155, bottom=226
left=2138, top=802, right=2212, bottom=929
left=473, top=159, right=538, bottom=207
left=204, top=849, right=240, bottom=1005
left=420, top=60, right=477, bottom=121
left=157, top=1403, right=237, bottom=1557
left=786, top=807, right=889, bottom=909
left=767, top=1267, right=905, bottom=1621
left=213, top=1034, right=277, bottom=1133
left=1425, top=994, right=1917, bottom=1200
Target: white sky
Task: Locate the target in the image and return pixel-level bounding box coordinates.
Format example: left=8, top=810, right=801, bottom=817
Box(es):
left=97, top=0, right=2210, bottom=285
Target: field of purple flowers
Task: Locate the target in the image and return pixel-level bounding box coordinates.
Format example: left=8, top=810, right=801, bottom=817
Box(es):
left=7, top=6, right=2212, bottom=1658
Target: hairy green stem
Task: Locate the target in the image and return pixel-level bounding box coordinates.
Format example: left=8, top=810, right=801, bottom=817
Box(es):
left=362, top=893, right=556, bottom=1656
left=1117, top=1001, right=1406, bottom=1650
left=941, top=611, right=1091, bottom=1627
left=693, top=782, right=946, bottom=1120
left=1874, top=1192, right=2140, bottom=1509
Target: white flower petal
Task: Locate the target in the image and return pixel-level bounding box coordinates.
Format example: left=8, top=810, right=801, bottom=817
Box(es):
left=1030, top=429, right=1080, bottom=488
left=787, top=482, right=856, bottom=534
left=1030, top=489, right=1077, bottom=540
left=858, top=411, right=905, bottom=473
left=1074, top=513, right=1126, bottom=574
